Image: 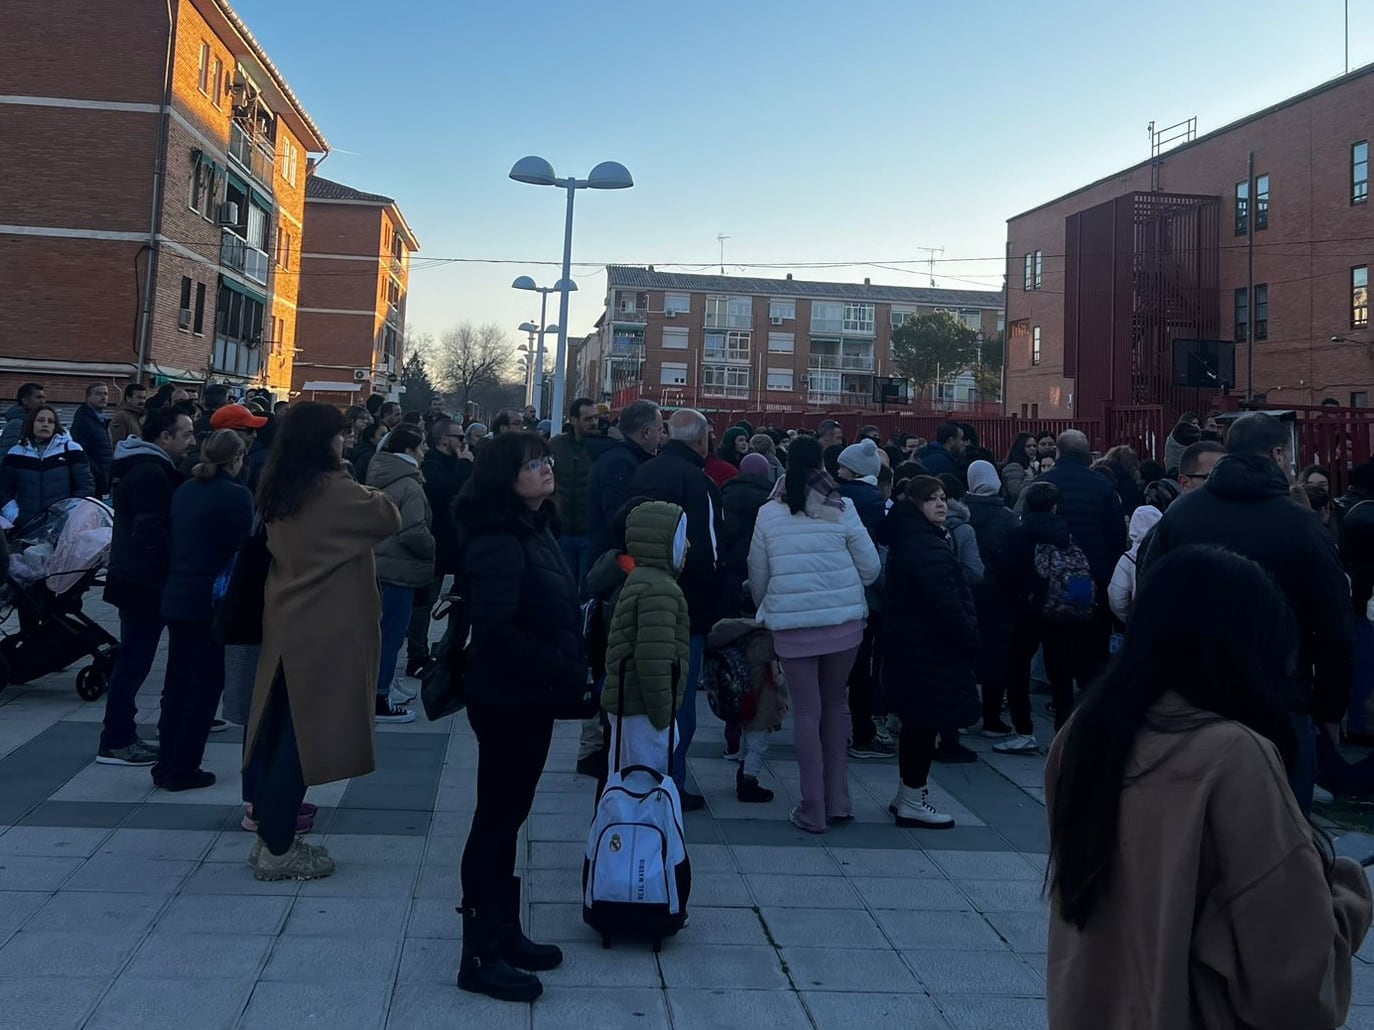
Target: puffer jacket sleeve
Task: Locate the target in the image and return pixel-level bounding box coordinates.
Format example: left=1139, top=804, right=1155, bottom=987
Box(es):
left=951, top=522, right=984, bottom=586
left=393, top=480, right=435, bottom=561
left=1108, top=552, right=1135, bottom=623
left=842, top=502, right=882, bottom=587
left=914, top=537, right=979, bottom=651
left=66, top=446, right=95, bottom=500
left=633, top=576, right=690, bottom=729
left=747, top=505, right=773, bottom=606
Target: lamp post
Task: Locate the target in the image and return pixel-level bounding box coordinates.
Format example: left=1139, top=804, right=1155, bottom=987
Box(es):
left=512, top=275, right=576, bottom=420
left=509, top=156, right=633, bottom=430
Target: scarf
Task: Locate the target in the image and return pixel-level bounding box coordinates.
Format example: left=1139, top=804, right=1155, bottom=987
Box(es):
left=768, top=468, right=846, bottom=512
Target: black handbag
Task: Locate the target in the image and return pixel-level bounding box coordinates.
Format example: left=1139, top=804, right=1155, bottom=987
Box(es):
left=420, top=594, right=468, bottom=721
left=212, top=519, right=271, bottom=646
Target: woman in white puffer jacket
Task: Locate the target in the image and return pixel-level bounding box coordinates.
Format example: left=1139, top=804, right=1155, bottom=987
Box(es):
left=748, top=436, right=881, bottom=833
left=1108, top=505, right=1163, bottom=624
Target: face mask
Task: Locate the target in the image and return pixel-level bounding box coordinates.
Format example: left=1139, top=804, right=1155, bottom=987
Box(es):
left=1306, top=485, right=1329, bottom=510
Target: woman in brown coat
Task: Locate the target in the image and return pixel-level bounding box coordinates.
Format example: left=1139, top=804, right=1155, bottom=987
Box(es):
left=243, top=403, right=400, bottom=881
left=1046, top=545, right=1372, bottom=1030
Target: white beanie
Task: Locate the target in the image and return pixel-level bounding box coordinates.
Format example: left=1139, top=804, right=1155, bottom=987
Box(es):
left=967, top=460, right=1002, bottom=496
left=838, top=438, right=881, bottom=479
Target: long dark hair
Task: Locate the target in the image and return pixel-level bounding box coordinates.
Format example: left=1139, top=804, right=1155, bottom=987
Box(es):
left=256, top=402, right=345, bottom=522
left=1005, top=431, right=1033, bottom=469
left=459, top=430, right=551, bottom=513
left=19, top=405, right=63, bottom=445
left=1048, top=545, right=1304, bottom=930
left=782, top=436, right=822, bottom=514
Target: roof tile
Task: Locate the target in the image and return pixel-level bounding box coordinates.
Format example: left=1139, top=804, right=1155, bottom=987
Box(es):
left=606, top=265, right=1003, bottom=307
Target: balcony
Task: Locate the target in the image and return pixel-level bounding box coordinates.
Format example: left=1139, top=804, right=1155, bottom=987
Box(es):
left=807, top=353, right=875, bottom=372
left=220, top=228, right=270, bottom=286
left=703, top=385, right=750, bottom=400
left=229, top=122, right=275, bottom=187
left=613, top=306, right=647, bottom=324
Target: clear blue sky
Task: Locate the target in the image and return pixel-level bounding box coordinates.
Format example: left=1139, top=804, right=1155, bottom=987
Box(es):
left=235, top=0, right=1367, bottom=357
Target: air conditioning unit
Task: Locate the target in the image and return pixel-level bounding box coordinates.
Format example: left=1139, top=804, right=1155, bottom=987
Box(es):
left=177, top=308, right=193, bottom=330
left=770, top=316, right=785, bottom=326
left=353, top=369, right=370, bottom=382
left=665, top=310, right=677, bottom=318
left=216, top=201, right=239, bottom=226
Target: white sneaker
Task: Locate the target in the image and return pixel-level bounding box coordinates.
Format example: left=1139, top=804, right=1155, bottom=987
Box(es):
left=390, top=668, right=418, bottom=703
left=993, top=734, right=1039, bottom=755
left=892, top=785, right=954, bottom=829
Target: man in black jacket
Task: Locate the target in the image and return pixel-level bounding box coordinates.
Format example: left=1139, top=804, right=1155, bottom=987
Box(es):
left=586, top=400, right=660, bottom=558
left=547, top=396, right=607, bottom=594
left=1143, top=413, right=1355, bottom=814
left=1036, top=429, right=1128, bottom=688
left=70, top=382, right=114, bottom=496
left=97, top=407, right=195, bottom=766
left=630, top=408, right=723, bottom=809
left=1338, top=461, right=1374, bottom=742
left=406, top=418, right=473, bottom=676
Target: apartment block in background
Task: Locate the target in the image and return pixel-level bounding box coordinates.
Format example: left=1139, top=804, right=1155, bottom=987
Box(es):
left=293, top=175, right=419, bottom=405
left=0, top=0, right=326, bottom=402
left=1005, top=62, right=1374, bottom=423
left=577, top=266, right=1003, bottom=412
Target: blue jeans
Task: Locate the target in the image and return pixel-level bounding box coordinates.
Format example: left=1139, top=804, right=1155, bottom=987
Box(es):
left=1289, top=712, right=1317, bottom=817
left=100, top=609, right=166, bottom=751
left=559, top=534, right=593, bottom=597
left=376, top=583, right=414, bottom=699
left=671, top=635, right=705, bottom=794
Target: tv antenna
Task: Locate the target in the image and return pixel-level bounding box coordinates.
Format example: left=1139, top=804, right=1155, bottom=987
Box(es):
left=716, top=233, right=731, bottom=274
left=917, top=246, right=943, bottom=287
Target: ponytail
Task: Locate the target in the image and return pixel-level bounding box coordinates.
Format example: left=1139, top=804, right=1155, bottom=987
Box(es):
left=782, top=436, right=822, bottom=515
left=193, top=428, right=245, bottom=482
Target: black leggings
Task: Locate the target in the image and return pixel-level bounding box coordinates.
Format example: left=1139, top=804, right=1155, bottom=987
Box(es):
left=461, top=703, right=555, bottom=903
left=245, top=666, right=307, bottom=856
left=898, top=725, right=937, bottom=789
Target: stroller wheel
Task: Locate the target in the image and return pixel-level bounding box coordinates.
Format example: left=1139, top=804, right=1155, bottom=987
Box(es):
left=75, top=664, right=107, bottom=702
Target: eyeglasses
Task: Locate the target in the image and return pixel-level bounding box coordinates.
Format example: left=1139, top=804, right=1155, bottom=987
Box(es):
left=523, top=456, right=554, bottom=473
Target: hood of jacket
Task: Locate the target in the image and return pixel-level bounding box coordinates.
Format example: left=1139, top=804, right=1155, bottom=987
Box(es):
left=2, top=403, right=24, bottom=422
left=1204, top=453, right=1290, bottom=503
left=7, top=432, right=81, bottom=460
left=367, top=449, right=422, bottom=491
left=624, top=499, right=687, bottom=575
left=1128, top=504, right=1163, bottom=546
left=112, top=437, right=172, bottom=467
left=1020, top=509, right=1073, bottom=547
left=944, top=498, right=971, bottom=531
left=964, top=492, right=1008, bottom=528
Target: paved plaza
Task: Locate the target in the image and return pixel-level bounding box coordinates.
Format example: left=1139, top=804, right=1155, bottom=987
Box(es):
left=3, top=601, right=1374, bottom=1029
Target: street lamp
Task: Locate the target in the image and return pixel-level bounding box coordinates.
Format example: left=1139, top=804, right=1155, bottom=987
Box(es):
left=509, top=156, right=633, bottom=429
left=513, top=275, right=576, bottom=419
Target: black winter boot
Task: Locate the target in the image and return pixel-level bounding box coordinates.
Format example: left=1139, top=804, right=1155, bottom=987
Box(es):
left=736, top=766, right=775, bottom=803
left=456, top=904, right=544, bottom=1002
left=495, top=877, right=563, bottom=972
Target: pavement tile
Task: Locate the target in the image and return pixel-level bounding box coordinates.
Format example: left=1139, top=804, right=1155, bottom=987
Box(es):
left=263, top=934, right=400, bottom=983
left=928, top=849, right=1042, bottom=881
left=525, top=813, right=592, bottom=842
left=531, top=986, right=670, bottom=1030
left=1343, top=1007, right=1374, bottom=1030
left=906, top=950, right=1045, bottom=996
left=744, top=873, right=858, bottom=909
left=682, top=843, right=736, bottom=872
left=827, top=847, right=944, bottom=878
left=758, top=906, right=887, bottom=948
left=127, top=932, right=270, bottom=979
left=935, top=994, right=1049, bottom=1030
left=180, top=864, right=301, bottom=896
left=658, top=943, right=788, bottom=989
left=0, top=826, right=109, bottom=857
left=873, top=908, right=1009, bottom=950
left=528, top=840, right=584, bottom=869
left=315, top=834, right=426, bottom=865
left=527, top=902, right=592, bottom=943
left=0, top=929, right=141, bottom=978
left=0, top=892, right=48, bottom=938
left=540, top=941, right=663, bottom=987
left=679, top=905, right=771, bottom=946
left=956, top=879, right=1049, bottom=913
left=62, top=854, right=195, bottom=894
left=405, top=898, right=459, bottom=940
left=849, top=876, right=971, bottom=911
left=0, top=854, right=82, bottom=891
left=385, top=983, right=531, bottom=1030
left=22, top=891, right=163, bottom=936
left=297, top=862, right=419, bottom=899
left=284, top=896, right=409, bottom=937
left=156, top=893, right=292, bottom=935
left=93, top=828, right=216, bottom=860
left=665, top=987, right=811, bottom=1030
left=688, top=871, right=754, bottom=907
left=783, top=945, right=923, bottom=992
left=396, top=937, right=456, bottom=984
left=0, top=977, right=108, bottom=1030
left=804, top=990, right=951, bottom=1029
left=982, top=910, right=1049, bottom=954
left=239, top=981, right=388, bottom=1030
left=732, top=844, right=840, bottom=876
left=15, top=801, right=135, bottom=829
left=124, top=804, right=240, bottom=831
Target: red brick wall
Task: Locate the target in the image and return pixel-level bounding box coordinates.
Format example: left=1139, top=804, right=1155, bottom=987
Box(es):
left=1006, top=70, right=1374, bottom=416
left=0, top=0, right=168, bottom=101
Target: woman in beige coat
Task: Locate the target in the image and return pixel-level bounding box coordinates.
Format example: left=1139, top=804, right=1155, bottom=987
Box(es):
left=1046, top=545, right=1372, bottom=1030
left=243, top=403, right=400, bottom=881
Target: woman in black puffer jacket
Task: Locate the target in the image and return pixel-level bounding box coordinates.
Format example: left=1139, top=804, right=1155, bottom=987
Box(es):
left=451, top=431, right=586, bottom=1004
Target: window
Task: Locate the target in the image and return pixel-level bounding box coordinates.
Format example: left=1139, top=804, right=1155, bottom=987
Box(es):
left=664, top=293, right=690, bottom=315
left=811, top=301, right=844, bottom=333
left=1256, top=174, right=1269, bottom=230
left=705, top=331, right=750, bottom=361
left=958, top=309, right=982, bottom=332
left=1234, top=287, right=1249, bottom=342
left=276, top=226, right=291, bottom=269
left=281, top=140, right=299, bottom=186
left=1023, top=253, right=1033, bottom=291
left=213, top=282, right=266, bottom=377
left=1254, top=284, right=1268, bottom=340
left=1031, top=326, right=1041, bottom=366
left=705, top=295, right=751, bottom=328
left=660, top=362, right=687, bottom=386
left=842, top=303, right=875, bottom=334
left=211, top=57, right=224, bottom=108
left=768, top=299, right=795, bottom=320
left=662, top=327, right=688, bottom=350
left=193, top=282, right=206, bottom=334
left=1034, top=251, right=1043, bottom=289
left=188, top=156, right=218, bottom=218
left=1031, top=403, right=1040, bottom=419
left=1354, top=266, right=1369, bottom=330
left=890, top=308, right=914, bottom=330
left=1355, top=141, right=1369, bottom=205
left=766, top=369, right=793, bottom=391
left=178, top=277, right=192, bottom=323
left=1353, top=391, right=1369, bottom=409
left=1023, top=251, right=1042, bottom=290
left=808, top=370, right=841, bottom=396
left=702, top=364, right=749, bottom=398
left=1235, top=180, right=1249, bottom=235
left=767, top=332, right=794, bottom=353
left=197, top=42, right=211, bottom=94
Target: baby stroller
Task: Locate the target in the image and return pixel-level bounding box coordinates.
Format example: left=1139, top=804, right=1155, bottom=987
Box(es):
left=0, top=497, right=119, bottom=700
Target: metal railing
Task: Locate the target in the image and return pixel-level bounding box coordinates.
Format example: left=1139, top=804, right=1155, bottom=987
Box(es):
left=229, top=122, right=275, bottom=186
left=220, top=229, right=269, bottom=286
left=807, top=354, right=875, bottom=371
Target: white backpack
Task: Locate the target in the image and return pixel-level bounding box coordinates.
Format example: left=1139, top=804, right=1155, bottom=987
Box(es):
left=582, top=667, right=691, bottom=951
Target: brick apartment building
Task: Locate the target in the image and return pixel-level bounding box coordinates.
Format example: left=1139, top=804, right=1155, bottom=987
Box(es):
left=573, top=266, right=1004, bottom=412
left=292, top=176, right=418, bottom=405
left=0, top=0, right=326, bottom=404
left=1005, top=62, right=1374, bottom=425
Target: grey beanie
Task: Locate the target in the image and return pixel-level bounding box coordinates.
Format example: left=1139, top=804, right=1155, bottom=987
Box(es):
left=838, top=438, right=881, bottom=479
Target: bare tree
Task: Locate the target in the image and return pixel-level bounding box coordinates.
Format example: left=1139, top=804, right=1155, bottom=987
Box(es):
left=434, top=323, right=513, bottom=410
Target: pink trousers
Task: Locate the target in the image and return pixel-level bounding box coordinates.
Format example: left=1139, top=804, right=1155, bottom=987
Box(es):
left=780, top=646, right=860, bottom=831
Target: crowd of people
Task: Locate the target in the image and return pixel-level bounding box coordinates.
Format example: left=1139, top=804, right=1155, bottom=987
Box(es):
left=4, top=381, right=1373, bottom=1019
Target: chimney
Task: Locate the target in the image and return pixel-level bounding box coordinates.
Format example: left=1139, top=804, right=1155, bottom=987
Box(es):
left=786, top=273, right=793, bottom=280
left=648, top=265, right=654, bottom=272
left=863, top=277, right=870, bottom=285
